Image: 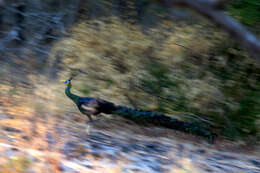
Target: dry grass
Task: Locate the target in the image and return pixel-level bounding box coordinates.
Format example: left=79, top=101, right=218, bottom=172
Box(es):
left=48, top=16, right=223, bottom=111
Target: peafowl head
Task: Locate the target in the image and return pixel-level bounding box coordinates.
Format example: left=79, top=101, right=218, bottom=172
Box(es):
left=64, top=77, right=72, bottom=86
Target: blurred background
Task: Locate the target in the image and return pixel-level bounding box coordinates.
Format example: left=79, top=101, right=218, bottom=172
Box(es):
left=0, top=0, right=259, bottom=172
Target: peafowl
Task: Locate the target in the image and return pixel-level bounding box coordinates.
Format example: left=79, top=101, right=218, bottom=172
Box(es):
left=64, top=78, right=215, bottom=143
left=64, top=77, right=116, bottom=122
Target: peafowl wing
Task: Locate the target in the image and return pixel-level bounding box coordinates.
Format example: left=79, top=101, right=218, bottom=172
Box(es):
left=78, top=97, right=117, bottom=120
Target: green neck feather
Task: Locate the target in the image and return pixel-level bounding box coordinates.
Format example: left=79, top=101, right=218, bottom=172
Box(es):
left=65, top=82, right=80, bottom=105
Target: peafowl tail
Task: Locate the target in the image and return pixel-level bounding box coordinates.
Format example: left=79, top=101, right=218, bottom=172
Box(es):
left=113, top=105, right=215, bottom=143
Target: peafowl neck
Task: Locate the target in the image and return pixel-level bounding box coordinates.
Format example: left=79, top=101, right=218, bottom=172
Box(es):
left=65, top=83, right=80, bottom=105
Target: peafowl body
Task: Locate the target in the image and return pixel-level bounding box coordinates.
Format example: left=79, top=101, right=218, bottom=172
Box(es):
left=65, top=79, right=215, bottom=142
left=65, top=80, right=116, bottom=121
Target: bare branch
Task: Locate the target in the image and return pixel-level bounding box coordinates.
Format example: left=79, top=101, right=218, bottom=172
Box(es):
left=159, top=0, right=260, bottom=63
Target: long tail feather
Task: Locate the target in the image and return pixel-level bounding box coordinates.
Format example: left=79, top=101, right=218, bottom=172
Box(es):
left=113, top=105, right=215, bottom=143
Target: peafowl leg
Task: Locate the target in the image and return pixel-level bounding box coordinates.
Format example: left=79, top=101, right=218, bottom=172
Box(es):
left=85, top=115, right=93, bottom=135
left=80, top=109, right=93, bottom=122
left=85, top=117, right=102, bottom=134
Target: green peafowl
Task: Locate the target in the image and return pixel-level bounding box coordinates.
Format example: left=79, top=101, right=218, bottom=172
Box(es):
left=64, top=78, right=215, bottom=143
left=64, top=77, right=116, bottom=122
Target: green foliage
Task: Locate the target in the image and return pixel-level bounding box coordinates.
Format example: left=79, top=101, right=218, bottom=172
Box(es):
left=78, top=84, right=92, bottom=95
left=227, top=90, right=260, bottom=137
left=78, top=77, right=115, bottom=95
left=208, top=41, right=260, bottom=139
left=140, top=60, right=188, bottom=112
left=140, top=41, right=260, bottom=139
left=228, top=0, right=260, bottom=25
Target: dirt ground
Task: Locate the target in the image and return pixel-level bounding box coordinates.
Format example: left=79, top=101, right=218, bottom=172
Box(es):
left=0, top=93, right=259, bottom=173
